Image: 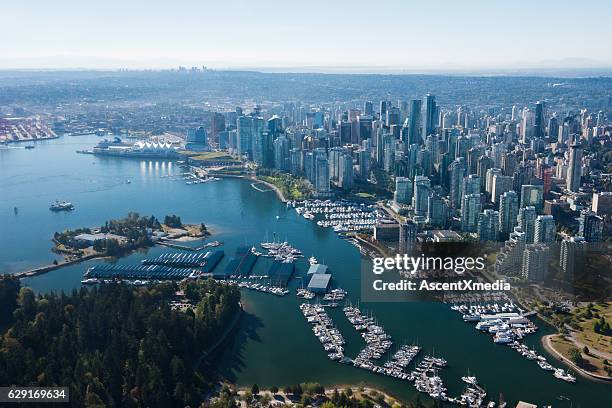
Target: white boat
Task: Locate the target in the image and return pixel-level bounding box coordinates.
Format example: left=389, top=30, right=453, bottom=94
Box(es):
left=50, top=200, right=75, bottom=211
left=309, top=256, right=318, bottom=265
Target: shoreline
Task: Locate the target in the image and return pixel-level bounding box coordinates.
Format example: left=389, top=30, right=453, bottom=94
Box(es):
left=11, top=223, right=212, bottom=279
left=250, top=176, right=288, bottom=203
left=1, top=135, right=60, bottom=145
left=233, top=383, right=405, bottom=405
left=541, top=334, right=612, bottom=383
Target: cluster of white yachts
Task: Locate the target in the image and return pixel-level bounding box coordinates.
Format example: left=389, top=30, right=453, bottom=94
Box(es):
left=454, top=303, right=576, bottom=383
left=253, top=241, right=304, bottom=263
left=291, top=199, right=380, bottom=232
left=299, top=303, right=346, bottom=361
left=227, top=280, right=290, bottom=296
left=300, top=300, right=519, bottom=406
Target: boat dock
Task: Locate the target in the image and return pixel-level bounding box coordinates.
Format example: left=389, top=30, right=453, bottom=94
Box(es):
left=84, top=264, right=203, bottom=281
left=157, top=240, right=222, bottom=251
left=142, top=250, right=224, bottom=273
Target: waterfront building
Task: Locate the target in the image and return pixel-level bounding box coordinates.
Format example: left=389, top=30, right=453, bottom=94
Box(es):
left=338, top=154, right=354, bottom=189
left=273, top=135, right=290, bottom=171
left=461, top=193, right=481, bottom=232
left=186, top=126, right=207, bottom=150
left=374, top=220, right=400, bottom=242
left=522, top=244, right=550, bottom=281
left=534, top=215, right=556, bottom=244
left=289, top=148, right=303, bottom=175
left=315, top=155, right=331, bottom=197
left=399, top=221, right=417, bottom=254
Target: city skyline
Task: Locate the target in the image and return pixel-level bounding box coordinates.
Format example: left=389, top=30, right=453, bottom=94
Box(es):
left=3, top=0, right=612, bottom=71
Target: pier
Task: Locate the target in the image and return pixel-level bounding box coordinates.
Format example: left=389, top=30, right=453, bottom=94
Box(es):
left=157, top=240, right=222, bottom=251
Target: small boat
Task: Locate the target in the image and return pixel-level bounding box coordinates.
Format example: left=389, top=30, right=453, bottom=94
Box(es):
left=126, top=179, right=131, bottom=184
left=24, top=145, right=35, bottom=149
left=50, top=200, right=75, bottom=211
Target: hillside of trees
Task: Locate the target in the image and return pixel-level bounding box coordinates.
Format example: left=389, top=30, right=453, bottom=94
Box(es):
left=0, top=277, right=240, bottom=407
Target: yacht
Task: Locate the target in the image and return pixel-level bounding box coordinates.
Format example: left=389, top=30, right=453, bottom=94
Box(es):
left=50, top=200, right=75, bottom=211
left=309, top=256, right=318, bottom=265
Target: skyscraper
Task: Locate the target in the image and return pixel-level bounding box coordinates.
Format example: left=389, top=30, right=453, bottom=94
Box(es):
left=237, top=116, right=254, bottom=158
left=408, top=99, right=422, bottom=145
left=421, top=93, right=437, bottom=142
left=518, top=206, right=537, bottom=243
left=449, top=158, right=466, bottom=209
left=498, top=190, right=519, bottom=237
left=520, top=184, right=544, bottom=211
left=522, top=244, right=550, bottom=281
left=491, top=175, right=513, bottom=204
left=338, top=154, right=354, bottom=189
left=315, top=155, right=331, bottom=196
left=399, top=221, right=417, bottom=254
left=358, top=149, right=370, bottom=179
left=534, top=215, right=556, bottom=244
left=413, top=176, right=431, bottom=216
left=534, top=101, right=545, bottom=139
left=560, top=237, right=586, bottom=280
left=394, top=177, right=413, bottom=205
left=579, top=211, right=604, bottom=242
left=478, top=209, right=499, bottom=241
left=427, top=194, right=447, bottom=228
left=273, top=135, right=290, bottom=171
left=567, top=143, right=583, bottom=192
left=461, top=193, right=481, bottom=232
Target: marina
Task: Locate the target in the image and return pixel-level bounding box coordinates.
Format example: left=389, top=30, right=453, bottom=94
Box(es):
left=291, top=199, right=380, bottom=232
left=452, top=302, right=577, bottom=384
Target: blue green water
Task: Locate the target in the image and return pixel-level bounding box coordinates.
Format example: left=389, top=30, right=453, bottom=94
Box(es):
left=0, top=135, right=609, bottom=407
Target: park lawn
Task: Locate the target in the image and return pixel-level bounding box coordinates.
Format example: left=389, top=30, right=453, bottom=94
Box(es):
left=550, top=334, right=609, bottom=377
left=572, top=301, right=612, bottom=355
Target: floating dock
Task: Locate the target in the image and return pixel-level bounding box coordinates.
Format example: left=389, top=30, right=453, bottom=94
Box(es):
left=142, top=250, right=224, bottom=272
left=85, top=264, right=200, bottom=280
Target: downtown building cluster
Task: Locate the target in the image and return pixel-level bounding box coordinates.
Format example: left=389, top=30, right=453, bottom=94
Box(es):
left=193, top=93, right=609, bottom=285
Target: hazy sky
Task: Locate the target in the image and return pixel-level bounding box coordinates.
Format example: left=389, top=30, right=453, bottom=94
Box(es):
left=2, top=0, right=612, bottom=70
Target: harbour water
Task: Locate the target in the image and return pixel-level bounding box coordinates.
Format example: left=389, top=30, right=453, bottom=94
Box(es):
left=0, top=135, right=609, bottom=407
